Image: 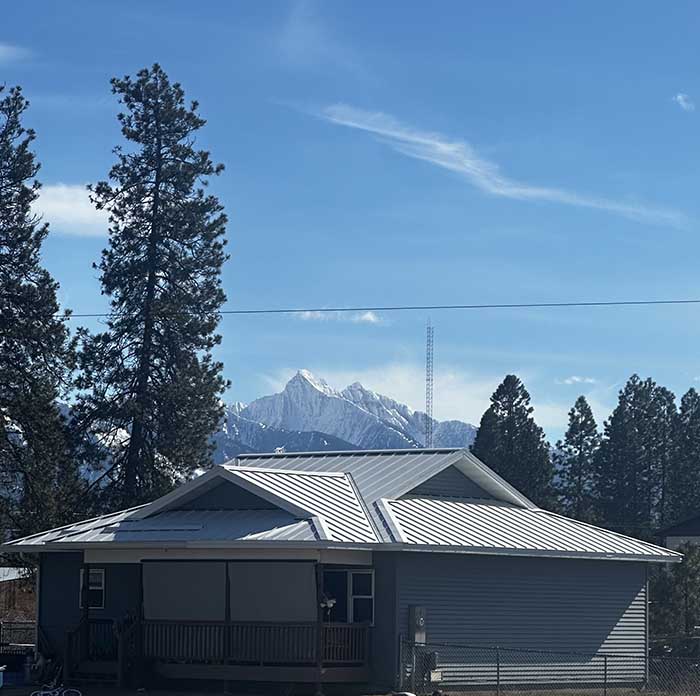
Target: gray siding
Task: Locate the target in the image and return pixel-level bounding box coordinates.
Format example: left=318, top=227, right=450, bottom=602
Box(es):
left=403, top=465, right=494, bottom=499
left=395, top=553, right=647, bottom=657
left=38, top=552, right=140, bottom=657
left=371, top=552, right=399, bottom=690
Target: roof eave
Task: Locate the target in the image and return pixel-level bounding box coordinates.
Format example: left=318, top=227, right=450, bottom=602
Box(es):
left=4, top=539, right=680, bottom=563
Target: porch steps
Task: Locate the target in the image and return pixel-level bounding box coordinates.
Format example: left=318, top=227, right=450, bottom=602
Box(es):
left=68, top=659, right=119, bottom=687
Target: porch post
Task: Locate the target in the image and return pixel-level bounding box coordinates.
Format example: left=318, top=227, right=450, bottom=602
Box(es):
left=80, top=562, right=90, bottom=661
left=315, top=562, right=324, bottom=696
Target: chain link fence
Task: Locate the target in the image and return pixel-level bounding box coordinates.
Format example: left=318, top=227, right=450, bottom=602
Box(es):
left=399, top=640, right=700, bottom=695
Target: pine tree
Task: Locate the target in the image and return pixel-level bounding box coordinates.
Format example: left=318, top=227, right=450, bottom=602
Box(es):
left=595, top=375, right=677, bottom=538
left=0, top=86, right=82, bottom=543
left=471, top=374, right=554, bottom=507
left=554, top=396, right=600, bottom=522
left=667, top=388, right=700, bottom=525
left=650, top=544, right=700, bottom=636
left=75, top=65, right=229, bottom=506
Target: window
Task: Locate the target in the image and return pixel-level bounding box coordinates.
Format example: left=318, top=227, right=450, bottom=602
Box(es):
left=322, top=569, right=374, bottom=625
left=350, top=570, right=373, bottom=624
left=79, top=568, right=105, bottom=609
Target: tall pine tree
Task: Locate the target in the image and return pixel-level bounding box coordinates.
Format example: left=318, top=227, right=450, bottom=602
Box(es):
left=667, top=388, right=700, bottom=525
left=0, top=86, right=82, bottom=544
left=554, top=395, right=600, bottom=522
left=595, top=375, right=677, bottom=538
left=76, top=65, right=229, bottom=506
left=472, top=374, right=554, bottom=507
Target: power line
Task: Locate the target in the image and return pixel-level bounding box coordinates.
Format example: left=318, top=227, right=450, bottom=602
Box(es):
left=61, top=297, right=700, bottom=319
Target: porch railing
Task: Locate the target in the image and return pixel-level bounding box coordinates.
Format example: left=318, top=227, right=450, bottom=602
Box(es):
left=140, top=620, right=369, bottom=666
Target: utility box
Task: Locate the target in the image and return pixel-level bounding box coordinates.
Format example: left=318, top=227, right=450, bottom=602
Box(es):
left=408, top=605, right=427, bottom=644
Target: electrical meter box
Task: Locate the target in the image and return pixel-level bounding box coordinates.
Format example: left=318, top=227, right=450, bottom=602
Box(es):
left=408, top=605, right=427, bottom=644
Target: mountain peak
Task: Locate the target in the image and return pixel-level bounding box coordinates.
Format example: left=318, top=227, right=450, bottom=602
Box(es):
left=289, top=369, right=337, bottom=397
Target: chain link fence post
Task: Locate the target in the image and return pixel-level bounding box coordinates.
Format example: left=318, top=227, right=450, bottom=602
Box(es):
left=603, top=654, right=608, bottom=696
left=496, top=645, right=501, bottom=696
left=410, top=641, right=416, bottom=694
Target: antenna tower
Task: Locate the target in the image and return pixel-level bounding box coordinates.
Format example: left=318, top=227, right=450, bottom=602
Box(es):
left=425, top=319, right=434, bottom=447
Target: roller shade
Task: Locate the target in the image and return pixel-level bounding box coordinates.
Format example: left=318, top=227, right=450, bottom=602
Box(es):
left=143, top=562, right=226, bottom=621
left=228, top=562, right=316, bottom=622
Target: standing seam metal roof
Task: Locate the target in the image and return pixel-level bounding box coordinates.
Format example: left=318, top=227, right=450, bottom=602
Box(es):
left=384, top=497, right=678, bottom=560
left=235, top=449, right=465, bottom=505
left=224, top=467, right=378, bottom=543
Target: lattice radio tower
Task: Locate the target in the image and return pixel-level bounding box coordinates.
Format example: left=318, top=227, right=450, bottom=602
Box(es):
left=425, top=319, right=434, bottom=447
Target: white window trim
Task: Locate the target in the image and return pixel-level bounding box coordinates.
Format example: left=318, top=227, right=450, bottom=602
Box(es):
left=348, top=569, right=374, bottom=625
left=79, top=568, right=105, bottom=610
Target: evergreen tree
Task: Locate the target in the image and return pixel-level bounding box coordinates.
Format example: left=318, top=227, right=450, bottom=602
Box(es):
left=0, top=86, right=81, bottom=544
left=75, top=65, right=229, bottom=506
left=472, top=374, right=554, bottom=507
left=650, top=544, right=700, bottom=637
left=667, top=389, right=700, bottom=525
left=595, top=375, right=677, bottom=538
left=554, top=396, right=600, bottom=522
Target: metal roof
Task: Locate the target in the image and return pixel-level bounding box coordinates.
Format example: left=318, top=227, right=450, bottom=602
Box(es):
left=223, top=467, right=378, bottom=543
left=2, top=448, right=680, bottom=562
left=383, top=497, right=680, bottom=561
left=236, top=449, right=469, bottom=504
left=5, top=506, right=144, bottom=547
left=36, top=509, right=317, bottom=544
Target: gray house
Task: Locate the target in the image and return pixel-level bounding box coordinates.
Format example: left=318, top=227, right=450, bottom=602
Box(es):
left=3, top=448, right=680, bottom=692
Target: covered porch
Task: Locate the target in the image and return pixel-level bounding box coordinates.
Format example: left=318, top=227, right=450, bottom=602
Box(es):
left=64, top=558, right=373, bottom=688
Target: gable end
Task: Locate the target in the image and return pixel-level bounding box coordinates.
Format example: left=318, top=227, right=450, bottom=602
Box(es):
left=402, top=465, right=494, bottom=500
left=174, top=480, right=277, bottom=511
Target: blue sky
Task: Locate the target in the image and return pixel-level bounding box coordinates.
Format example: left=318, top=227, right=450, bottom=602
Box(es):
left=3, top=0, right=700, bottom=440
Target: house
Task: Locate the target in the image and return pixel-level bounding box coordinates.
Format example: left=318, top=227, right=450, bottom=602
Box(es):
left=658, top=514, right=700, bottom=550
left=2, top=448, right=680, bottom=693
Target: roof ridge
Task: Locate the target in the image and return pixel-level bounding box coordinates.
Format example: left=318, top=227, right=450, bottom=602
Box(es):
left=224, top=464, right=346, bottom=477
left=235, top=447, right=464, bottom=460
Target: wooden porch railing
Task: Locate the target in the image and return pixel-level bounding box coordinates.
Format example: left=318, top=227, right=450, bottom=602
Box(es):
left=67, top=619, right=370, bottom=686
left=140, top=620, right=370, bottom=666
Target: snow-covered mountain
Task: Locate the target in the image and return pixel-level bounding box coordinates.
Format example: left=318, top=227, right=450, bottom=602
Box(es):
left=211, top=408, right=355, bottom=463
left=216, top=369, right=477, bottom=456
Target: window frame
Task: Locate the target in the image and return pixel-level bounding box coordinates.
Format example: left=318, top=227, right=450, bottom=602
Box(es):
left=348, top=569, right=374, bottom=625
left=79, top=567, right=105, bottom=610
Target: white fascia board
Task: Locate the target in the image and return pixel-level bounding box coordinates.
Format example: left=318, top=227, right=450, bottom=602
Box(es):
left=130, top=466, right=316, bottom=522
left=131, top=467, right=223, bottom=520
left=455, top=450, right=537, bottom=509
left=387, top=449, right=468, bottom=500
left=311, top=515, right=333, bottom=541
left=375, top=499, right=407, bottom=543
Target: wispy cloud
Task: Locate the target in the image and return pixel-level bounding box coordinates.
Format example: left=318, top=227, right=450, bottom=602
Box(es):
left=319, top=104, right=686, bottom=228
left=556, top=375, right=597, bottom=385
left=278, top=0, right=361, bottom=73
left=0, top=42, right=30, bottom=63
left=33, top=184, right=108, bottom=237
left=298, top=309, right=383, bottom=324
left=673, top=93, right=695, bottom=112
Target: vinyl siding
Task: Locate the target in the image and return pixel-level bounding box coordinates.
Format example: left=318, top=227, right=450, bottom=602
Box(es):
left=403, top=465, right=494, bottom=500
left=38, top=552, right=140, bottom=657
left=371, top=552, right=399, bottom=690
left=395, top=553, right=647, bottom=657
